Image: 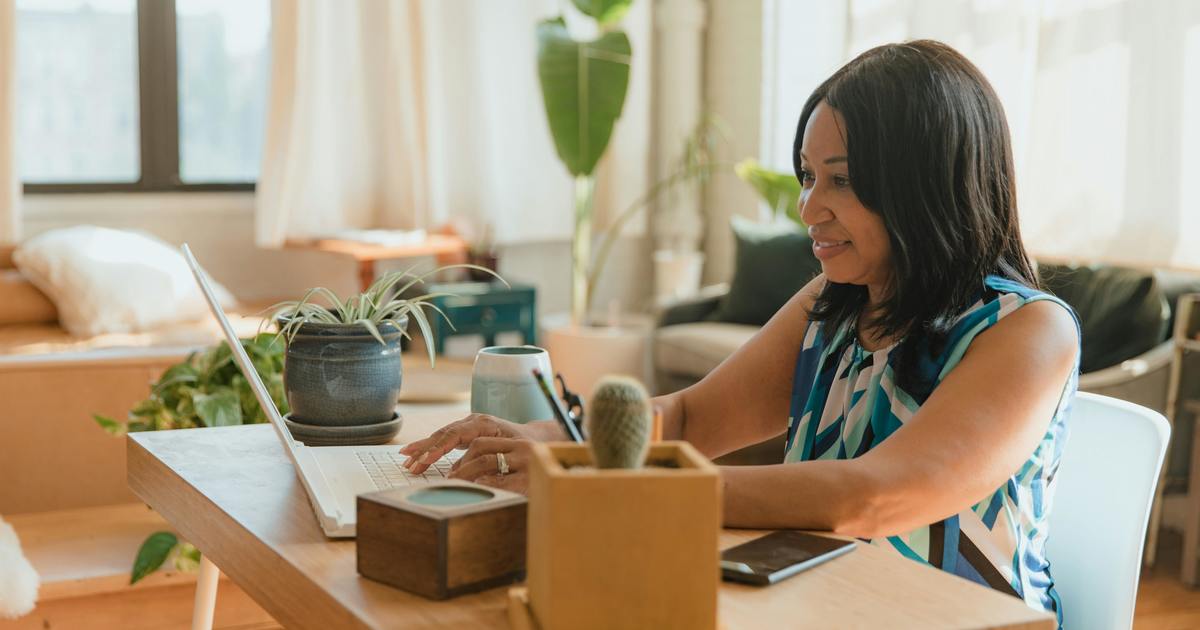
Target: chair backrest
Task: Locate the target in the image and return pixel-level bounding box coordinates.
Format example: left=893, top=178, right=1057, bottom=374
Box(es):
left=1046, top=392, right=1170, bottom=630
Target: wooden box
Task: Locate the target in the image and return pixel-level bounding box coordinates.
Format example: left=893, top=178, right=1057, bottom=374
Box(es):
left=356, top=480, right=527, bottom=599
left=522, top=441, right=721, bottom=630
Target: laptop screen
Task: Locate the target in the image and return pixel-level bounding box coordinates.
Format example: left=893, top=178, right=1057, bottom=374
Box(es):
left=181, top=244, right=299, bottom=455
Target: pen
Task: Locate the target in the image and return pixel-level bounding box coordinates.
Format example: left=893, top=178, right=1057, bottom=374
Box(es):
left=532, top=368, right=585, bottom=443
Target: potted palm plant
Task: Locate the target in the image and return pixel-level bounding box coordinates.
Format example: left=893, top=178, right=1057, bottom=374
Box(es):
left=536, top=0, right=716, bottom=394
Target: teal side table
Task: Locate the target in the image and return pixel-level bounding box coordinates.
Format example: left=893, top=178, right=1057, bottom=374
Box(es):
left=427, top=282, right=537, bottom=354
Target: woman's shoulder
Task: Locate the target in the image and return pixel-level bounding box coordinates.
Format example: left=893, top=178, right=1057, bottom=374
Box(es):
left=944, top=275, right=1080, bottom=365
left=955, top=275, right=1077, bottom=332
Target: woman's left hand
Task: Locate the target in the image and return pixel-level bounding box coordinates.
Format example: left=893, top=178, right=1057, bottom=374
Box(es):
left=447, top=436, right=534, bottom=494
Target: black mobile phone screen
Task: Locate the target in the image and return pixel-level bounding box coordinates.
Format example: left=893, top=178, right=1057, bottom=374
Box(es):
left=721, top=530, right=854, bottom=576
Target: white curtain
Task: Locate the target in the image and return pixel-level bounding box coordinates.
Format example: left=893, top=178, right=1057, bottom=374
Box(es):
left=257, top=0, right=652, bottom=248
left=764, top=0, right=1200, bottom=270
left=0, top=0, right=19, bottom=245
left=257, top=0, right=431, bottom=247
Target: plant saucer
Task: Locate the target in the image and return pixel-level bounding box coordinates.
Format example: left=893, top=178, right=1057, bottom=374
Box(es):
left=283, top=412, right=402, bottom=446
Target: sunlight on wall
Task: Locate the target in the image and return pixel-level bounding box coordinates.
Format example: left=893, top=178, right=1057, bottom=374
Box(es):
left=1179, top=23, right=1200, bottom=257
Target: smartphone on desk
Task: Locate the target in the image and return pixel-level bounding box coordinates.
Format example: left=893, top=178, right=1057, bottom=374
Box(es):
left=720, top=530, right=856, bottom=586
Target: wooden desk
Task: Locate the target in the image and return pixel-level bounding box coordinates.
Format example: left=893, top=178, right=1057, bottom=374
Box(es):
left=286, top=235, right=468, bottom=292
left=127, top=407, right=1054, bottom=629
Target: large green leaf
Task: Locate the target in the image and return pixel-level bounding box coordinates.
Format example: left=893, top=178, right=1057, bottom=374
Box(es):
left=537, top=17, right=631, bottom=176
left=735, top=159, right=805, bottom=227
left=193, top=388, right=242, bottom=427
left=570, top=0, right=632, bottom=26
left=131, top=532, right=177, bottom=584
left=152, top=363, right=199, bottom=396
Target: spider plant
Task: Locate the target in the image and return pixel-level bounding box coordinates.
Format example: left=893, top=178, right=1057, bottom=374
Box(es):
left=267, top=263, right=506, bottom=366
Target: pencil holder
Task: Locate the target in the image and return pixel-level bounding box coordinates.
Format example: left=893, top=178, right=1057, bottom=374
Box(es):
left=515, top=441, right=721, bottom=630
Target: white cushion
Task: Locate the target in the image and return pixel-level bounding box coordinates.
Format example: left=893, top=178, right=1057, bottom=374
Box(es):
left=0, top=516, right=38, bottom=619
left=654, top=322, right=758, bottom=379
left=12, top=226, right=235, bottom=337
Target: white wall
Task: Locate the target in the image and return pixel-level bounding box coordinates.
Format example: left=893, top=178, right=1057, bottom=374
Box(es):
left=20, top=192, right=651, bottom=320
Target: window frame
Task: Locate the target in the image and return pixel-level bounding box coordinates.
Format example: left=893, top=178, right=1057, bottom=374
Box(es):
left=23, top=0, right=257, bottom=194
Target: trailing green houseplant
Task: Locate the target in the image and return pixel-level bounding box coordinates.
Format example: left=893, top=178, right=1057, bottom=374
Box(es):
left=97, top=263, right=501, bottom=583
left=93, top=334, right=287, bottom=583
left=93, top=333, right=287, bottom=435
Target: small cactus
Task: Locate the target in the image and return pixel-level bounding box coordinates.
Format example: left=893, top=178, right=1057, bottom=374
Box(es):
left=586, top=376, right=651, bottom=469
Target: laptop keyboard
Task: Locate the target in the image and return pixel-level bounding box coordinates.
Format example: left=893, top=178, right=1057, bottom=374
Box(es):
left=356, top=450, right=461, bottom=490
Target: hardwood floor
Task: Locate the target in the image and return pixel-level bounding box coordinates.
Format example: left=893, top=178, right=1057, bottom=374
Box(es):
left=1136, top=530, right=1200, bottom=629
left=0, top=580, right=280, bottom=630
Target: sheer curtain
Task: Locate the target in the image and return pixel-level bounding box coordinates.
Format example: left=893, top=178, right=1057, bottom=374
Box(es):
left=0, top=0, right=18, bottom=245
left=764, top=0, right=1200, bottom=269
left=257, top=0, right=651, bottom=248
left=256, top=0, right=431, bottom=247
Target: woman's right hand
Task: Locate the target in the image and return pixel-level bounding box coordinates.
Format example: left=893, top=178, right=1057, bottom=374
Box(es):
left=400, top=414, right=556, bottom=474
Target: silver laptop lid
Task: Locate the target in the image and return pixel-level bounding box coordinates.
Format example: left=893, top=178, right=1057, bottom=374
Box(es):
left=181, top=244, right=299, bottom=455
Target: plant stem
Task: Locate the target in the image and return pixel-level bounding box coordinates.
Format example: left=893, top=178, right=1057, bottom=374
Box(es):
left=584, top=161, right=736, bottom=312
left=571, top=175, right=595, bottom=327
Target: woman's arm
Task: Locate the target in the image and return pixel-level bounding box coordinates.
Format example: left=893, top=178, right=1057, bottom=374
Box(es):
left=719, top=300, right=1078, bottom=536
left=654, top=275, right=824, bottom=459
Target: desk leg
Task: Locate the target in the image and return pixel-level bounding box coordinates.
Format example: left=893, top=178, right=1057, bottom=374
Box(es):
left=191, top=555, right=220, bottom=630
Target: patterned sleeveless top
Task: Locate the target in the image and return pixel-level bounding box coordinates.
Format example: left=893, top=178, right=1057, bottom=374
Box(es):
left=785, top=276, right=1078, bottom=623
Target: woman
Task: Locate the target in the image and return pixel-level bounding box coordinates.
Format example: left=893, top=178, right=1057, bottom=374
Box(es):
left=402, top=40, right=1078, bottom=620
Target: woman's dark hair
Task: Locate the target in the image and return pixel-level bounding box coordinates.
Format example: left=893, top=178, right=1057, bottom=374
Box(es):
left=795, top=40, right=1038, bottom=372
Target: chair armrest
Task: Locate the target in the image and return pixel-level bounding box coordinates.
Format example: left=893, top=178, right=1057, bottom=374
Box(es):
left=1078, top=341, right=1173, bottom=391
left=657, top=283, right=729, bottom=327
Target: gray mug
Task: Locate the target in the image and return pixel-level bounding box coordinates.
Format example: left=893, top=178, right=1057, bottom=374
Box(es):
left=470, top=346, right=556, bottom=424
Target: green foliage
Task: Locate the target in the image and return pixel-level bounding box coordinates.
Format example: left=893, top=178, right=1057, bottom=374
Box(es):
left=130, top=531, right=178, bottom=584
left=93, top=332, right=287, bottom=434
left=536, top=17, right=631, bottom=177
left=570, top=0, right=632, bottom=26
left=95, top=337, right=287, bottom=584
left=735, top=158, right=805, bottom=227
left=585, top=115, right=725, bottom=312
left=269, top=263, right=504, bottom=368
left=173, top=542, right=201, bottom=573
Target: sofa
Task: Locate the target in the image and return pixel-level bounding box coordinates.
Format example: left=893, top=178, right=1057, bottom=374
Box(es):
left=653, top=222, right=1200, bottom=468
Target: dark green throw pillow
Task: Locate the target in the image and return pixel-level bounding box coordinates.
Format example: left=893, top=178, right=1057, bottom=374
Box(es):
left=1038, top=263, right=1169, bottom=373
left=708, top=216, right=822, bottom=326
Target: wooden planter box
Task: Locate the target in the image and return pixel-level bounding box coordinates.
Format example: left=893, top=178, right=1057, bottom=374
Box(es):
left=523, top=441, right=720, bottom=630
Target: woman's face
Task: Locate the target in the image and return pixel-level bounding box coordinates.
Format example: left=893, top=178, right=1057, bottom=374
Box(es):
left=797, top=101, right=892, bottom=300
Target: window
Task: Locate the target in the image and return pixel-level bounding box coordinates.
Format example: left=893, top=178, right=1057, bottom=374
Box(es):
left=17, top=0, right=270, bottom=192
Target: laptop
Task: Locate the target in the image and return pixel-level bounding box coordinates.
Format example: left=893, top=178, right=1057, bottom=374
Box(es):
left=182, top=244, right=460, bottom=538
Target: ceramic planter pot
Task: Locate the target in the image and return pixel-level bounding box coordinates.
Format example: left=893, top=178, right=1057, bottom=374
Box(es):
left=541, top=312, right=655, bottom=398
left=280, top=316, right=407, bottom=426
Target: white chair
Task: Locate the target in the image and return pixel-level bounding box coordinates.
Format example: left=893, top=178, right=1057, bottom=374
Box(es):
left=1046, top=392, right=1170, bottom=630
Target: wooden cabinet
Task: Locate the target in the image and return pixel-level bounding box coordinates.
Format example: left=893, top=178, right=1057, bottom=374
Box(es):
left=426, top=282, right=537, bottom=353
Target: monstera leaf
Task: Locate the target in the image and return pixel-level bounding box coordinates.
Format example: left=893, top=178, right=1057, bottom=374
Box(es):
left=536, top=17, right=632, bottom=177
left=570, top=0, right=633, bottom=26
left=735, top=159, right=805, bottom=227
